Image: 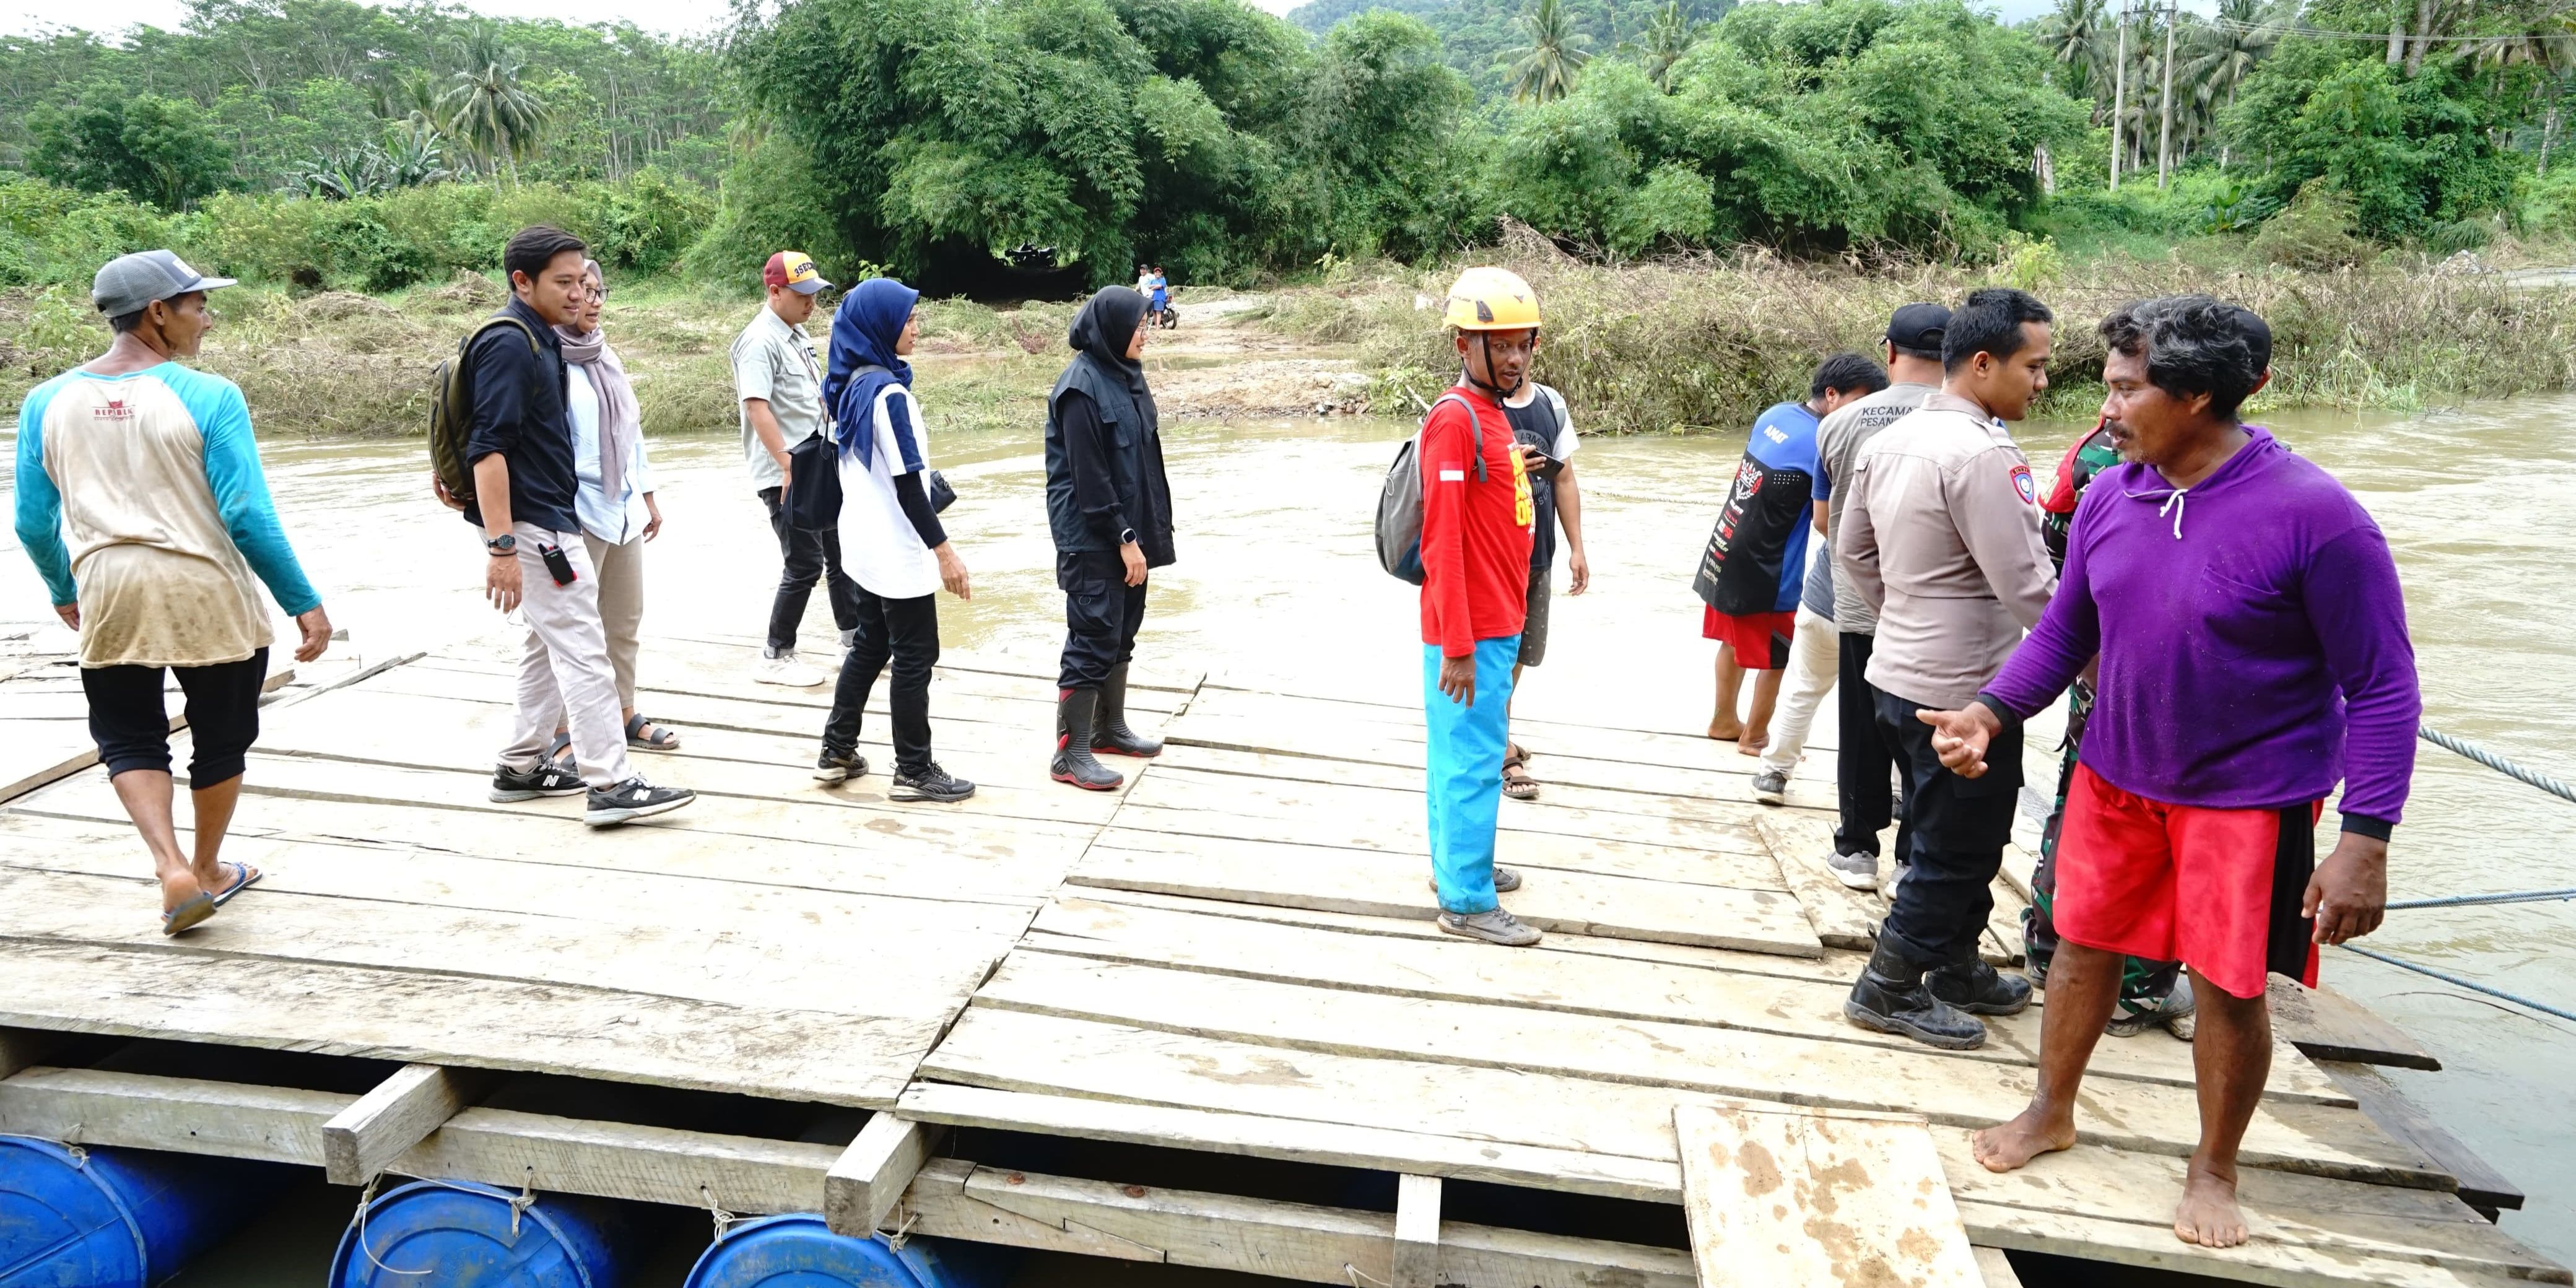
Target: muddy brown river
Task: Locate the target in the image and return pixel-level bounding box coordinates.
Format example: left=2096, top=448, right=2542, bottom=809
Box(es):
left=6, top=375, right=2572, bottom=1281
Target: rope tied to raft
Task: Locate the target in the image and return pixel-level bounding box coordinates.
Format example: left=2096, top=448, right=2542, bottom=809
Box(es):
left=879, top=1203, right=920, bottom=1251
left=349, top=1173, right=433, bottom=1277
left=1344, top=1263, right=1393, bottom=1287
left=2418, top=724, right=2576, bottom=805
left=701, top=1184, right=741, bottom=1241
left=507, top=1169, right=536, bottom=1237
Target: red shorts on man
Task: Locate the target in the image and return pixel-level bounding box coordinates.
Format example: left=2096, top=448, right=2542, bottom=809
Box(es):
left=1701, top=605, right=1794, bottom=671
left=2053, top=763, right=2321, bottom=1000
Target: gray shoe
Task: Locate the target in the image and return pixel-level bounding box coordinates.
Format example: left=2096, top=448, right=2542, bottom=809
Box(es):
left=1825, top=849, right=1879, bottom=890
left=1881, top=861, right=1911, bottom=903
left=1438, top=908, right=1543, bottom=947
left=1750, top=770, right=1789, bottom=806
left=1427, top=866, right=1521, bottom=896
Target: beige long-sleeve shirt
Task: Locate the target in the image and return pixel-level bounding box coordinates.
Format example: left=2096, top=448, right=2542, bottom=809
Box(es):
left=1836, top=391, right=2056, bottom=708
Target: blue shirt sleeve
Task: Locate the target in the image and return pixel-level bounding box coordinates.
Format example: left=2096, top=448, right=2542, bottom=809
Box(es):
left=12, top=380, right=74, bottom=607
left=169, top=370, right=323, bottom=617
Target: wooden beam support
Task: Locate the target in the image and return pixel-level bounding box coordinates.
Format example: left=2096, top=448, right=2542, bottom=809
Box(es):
left=1392, top=1173, right=1440, bottom=1288
left=900, top=1159, right=1696, bottom=1288
left=824, top=1113, right=947, bottom=1237
left=0, top=1065, right=347, bottom=1164
left=0, top=1028, right=65, bottom=1080
left=394, top=1107, right=835, bottom=1215
left=322, top=1063, right=494, bottom=1185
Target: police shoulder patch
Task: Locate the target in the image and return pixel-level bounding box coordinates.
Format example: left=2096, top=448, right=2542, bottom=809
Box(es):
left=2009, top=463, right=2037, bottom=504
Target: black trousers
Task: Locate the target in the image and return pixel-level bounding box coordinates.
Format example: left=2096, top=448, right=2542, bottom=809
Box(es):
left=82, top=648, right=269, bottom=786
left=824, top=589, right=941, bottom=774
left=1834, top=632, right=1913, bottom=859
left=1875, top=686, right=2024, bottom=965
left=1056, top=549, right=1149, bottom=690
left=760, top=485, right=863, bottom=655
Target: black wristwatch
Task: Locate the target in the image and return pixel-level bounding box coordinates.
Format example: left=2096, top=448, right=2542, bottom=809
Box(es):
left=485, top=534, right=518, bottom=557
left=1119, top=528, right=1138, bottom=547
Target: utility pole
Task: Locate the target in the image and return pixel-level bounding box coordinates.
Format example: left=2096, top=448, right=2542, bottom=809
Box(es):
left=2110, top=2, right=2129, bottom=190
left=2157, top=0, right=2177, bottom=189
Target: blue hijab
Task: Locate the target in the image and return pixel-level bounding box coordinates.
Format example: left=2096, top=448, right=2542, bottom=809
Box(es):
left=822, top=276, right=922, bottom=469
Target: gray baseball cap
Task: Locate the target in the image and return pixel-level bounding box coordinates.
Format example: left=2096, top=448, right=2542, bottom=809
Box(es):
left=92, top=250, right=237, bottom=317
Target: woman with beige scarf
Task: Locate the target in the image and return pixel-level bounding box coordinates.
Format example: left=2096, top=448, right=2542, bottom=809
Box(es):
left=551, top=260, right=678, bottom=760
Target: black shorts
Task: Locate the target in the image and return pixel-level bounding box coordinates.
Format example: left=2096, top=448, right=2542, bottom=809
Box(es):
left=82, top=650, right=268, bottom=786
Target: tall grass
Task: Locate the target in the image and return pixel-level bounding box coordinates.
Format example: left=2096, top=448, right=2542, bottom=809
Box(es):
left=1275, top=225, right=2576, bottom=434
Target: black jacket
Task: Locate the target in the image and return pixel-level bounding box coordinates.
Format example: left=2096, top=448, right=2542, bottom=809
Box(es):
left=1044, top=354, right=1174, bottom=565
left=462, top=295, right=578, bottom=534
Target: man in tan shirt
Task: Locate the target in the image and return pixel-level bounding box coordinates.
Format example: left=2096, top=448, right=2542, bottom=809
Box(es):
left=1835, top=286, right=2058, bottom=1050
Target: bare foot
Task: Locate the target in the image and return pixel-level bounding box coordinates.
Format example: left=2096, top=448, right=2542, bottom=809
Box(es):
left=2173, top=1166, right=2248, bottom=1247
left=1736, top=734, right=1769, bottom=757
left=158, top=871, right=208, bottom=916
left=1707, top=718, right=1742, bottom=742
left=1971, top=1104, right=2076, bottom=1173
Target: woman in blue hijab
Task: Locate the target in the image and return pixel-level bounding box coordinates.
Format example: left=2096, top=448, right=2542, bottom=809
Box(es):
left=814, top=277, right=976, bottom=804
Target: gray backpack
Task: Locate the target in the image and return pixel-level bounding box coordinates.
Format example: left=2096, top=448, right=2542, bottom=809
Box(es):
left=1375, top=393, right=1486, bottom=585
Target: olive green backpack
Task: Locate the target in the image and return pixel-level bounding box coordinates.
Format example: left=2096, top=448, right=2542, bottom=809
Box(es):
left=427, top=313, right=540, bottom=507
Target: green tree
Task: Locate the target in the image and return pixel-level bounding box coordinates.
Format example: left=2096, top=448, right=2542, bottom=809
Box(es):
left=442, top=25, right=549, bottom=186
left=2035, top=0, right=2110, bottom=103
left=1638, top=1, right=1703, bottom=90
left=2221, top=40, right=2514, bottom=237
left=30, top=90, right=229, bottom=208
left=2183, top=0, right=2279, bottom=163
left=1507, top=0, right=1594, bottom=102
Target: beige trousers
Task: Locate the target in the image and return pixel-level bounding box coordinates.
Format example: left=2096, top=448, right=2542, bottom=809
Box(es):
left=583, top=532, right=645, bottom=711
left=499, top=523, right=635, bottom=789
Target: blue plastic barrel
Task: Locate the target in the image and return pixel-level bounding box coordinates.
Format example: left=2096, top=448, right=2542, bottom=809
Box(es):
left=0, top=1135, right=292, bottom=1287
left=682, top=1215, right=1019, bottom=1288
left=329, top=1180, right=646, bottom=1288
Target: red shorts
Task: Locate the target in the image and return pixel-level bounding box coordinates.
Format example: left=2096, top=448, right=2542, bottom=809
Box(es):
left=1702, top=606, right=1794, bottom=670
left=2055, top=763, right=2321, bottom=1000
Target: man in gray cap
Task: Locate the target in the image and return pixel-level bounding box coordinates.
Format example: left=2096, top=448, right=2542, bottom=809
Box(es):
left=12, top=250, right=333, bottom=935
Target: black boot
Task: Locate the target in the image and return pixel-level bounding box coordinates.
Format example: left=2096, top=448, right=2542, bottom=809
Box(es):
left=1093, top=663, right=1162, bottom=757
left=1928, top=958, right=2034, bottom=1016
left=1051, top=688, right=1125, bottom=791
left=1845, top=939, right=1988, bottom=1050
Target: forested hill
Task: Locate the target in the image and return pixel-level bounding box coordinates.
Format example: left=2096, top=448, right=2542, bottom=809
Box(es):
left=1287, top=0, right=1736, bottom=98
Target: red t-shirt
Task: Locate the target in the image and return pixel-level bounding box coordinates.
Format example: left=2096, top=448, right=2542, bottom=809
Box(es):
left=1417, top=385, right=1534, bottom=656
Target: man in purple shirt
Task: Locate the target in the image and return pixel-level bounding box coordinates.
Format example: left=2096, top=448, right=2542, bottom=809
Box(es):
left=1914, top=297, right=2418, bottom=1250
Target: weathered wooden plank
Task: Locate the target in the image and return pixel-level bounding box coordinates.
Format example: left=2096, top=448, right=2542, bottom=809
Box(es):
left=1129, top=764, right=1772, bottom=862
left=416, top=646, right=1188, bottom=716
left=1392, top=1174, right=1440, bottom=1288
left=825, top=1113, right=947, bottom=1237
left=0, top=1065, right=344, bottom=1165
left=1019, top=900, right=2350, bottom=1105
left=0, top=941, right=925, bottom=1107
left=1957, top=1199, right=2558, bottom=1288
left=1676, top=1103, right=1982, bottom=1288
left=1190, top=686, right=1766, bottom=773
left=1154, top=741, right=1811, bottom=824
left=1166, top=709, right=1759, bottom=798
left=1071, top=834, right=1819, bottom=956
left=1752, top=811, right=1879, bottom=951
left=1985, top=875, right=2030, bottom=968
left=2271, top=976, right=2443, bottom=1071
left=920, top=1006, right=2443, bottom=1188
left=903, top=1158, right=1697, bottom=1288
left=1975, top=1246, right=2024, bottom=1288
left=895, top=1082, right=1682, bottom=1203
left=396, top=1107, right=837, bottom=1216
left=2318, top=1061, right=2523, bottom=1216
left=1933, top=1130, right=2561, bottom=1282
left=324, top=1063, right=496, bottom=1185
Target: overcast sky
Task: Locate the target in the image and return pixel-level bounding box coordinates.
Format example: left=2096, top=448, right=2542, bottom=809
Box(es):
left=21, top=0, right=2107, bottom=42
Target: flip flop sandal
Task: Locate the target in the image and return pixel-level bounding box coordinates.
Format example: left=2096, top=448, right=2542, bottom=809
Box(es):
left=161, top=891, right=215, bottom=936
left=209, top=859, right=262, bottom=907
left=627, top=713, right=681, bottom=751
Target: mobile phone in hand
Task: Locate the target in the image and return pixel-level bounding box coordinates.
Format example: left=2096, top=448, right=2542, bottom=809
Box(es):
left=1523, top=448, right=1565, bottom=482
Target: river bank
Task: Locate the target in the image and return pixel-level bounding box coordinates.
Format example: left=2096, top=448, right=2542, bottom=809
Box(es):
left=9, top=242, right=2574, bottom=441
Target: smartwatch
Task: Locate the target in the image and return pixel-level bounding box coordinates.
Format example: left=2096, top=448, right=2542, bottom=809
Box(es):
left=1119, top=528, right=1139, bottom=547
left=485, top=534, right=518, bottom=557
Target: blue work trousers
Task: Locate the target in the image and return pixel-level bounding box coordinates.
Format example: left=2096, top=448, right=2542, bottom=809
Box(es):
left=1424, top=636, right=1520, bottom=915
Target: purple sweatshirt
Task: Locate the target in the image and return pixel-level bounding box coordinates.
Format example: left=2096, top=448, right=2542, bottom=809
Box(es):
left=1977, top=427, right=2419, bottom=834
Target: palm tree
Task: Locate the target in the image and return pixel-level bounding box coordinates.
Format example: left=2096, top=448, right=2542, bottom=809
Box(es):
left=2455, top=9, right=2576, bottom=170
left=441, top=25, right=548, bottom=186
left=1507, top=0, right=1594, bottom=104
left=2183, top=0, right=2277, bottom=165
left=1640, top=1, right=1700, bottom=91
left=2035, top=0, right=2111, bottom=102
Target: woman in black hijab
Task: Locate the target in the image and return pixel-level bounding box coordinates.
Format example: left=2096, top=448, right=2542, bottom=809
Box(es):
left=1042, top=285, right=1175, bottom=791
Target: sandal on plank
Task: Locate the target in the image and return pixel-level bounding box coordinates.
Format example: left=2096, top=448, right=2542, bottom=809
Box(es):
left=161, top=891, right=215, bottom=936
left=209, top=859, right=262, bottom=907
left=627, top=713, right=680, bottom=751
left=547, top=730, right=576, bottom=771
left=1502, top=749, right=1540, bottom=801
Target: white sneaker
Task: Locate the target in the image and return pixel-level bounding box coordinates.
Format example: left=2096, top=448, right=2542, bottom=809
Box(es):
left=1881, top=861, right=1912, bottom=903
left=755, top=651, right=825, bottom=687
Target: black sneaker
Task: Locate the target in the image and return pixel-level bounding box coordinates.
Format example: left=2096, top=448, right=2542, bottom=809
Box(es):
left=491, top=761, right=586, bottom=803
left=814, top=749, right=869, bottom=784
left=585, top=778, right=696, bottom=827
left=890, top=762, right=976, bottom=803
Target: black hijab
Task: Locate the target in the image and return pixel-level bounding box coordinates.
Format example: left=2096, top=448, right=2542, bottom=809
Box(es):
left=1067, top=286, right=1156, bottom=428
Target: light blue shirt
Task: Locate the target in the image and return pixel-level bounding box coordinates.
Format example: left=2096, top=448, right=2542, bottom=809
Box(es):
left=566, top=361, right=653, bottom=545
left=14, top=361, right=319, bottom=615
